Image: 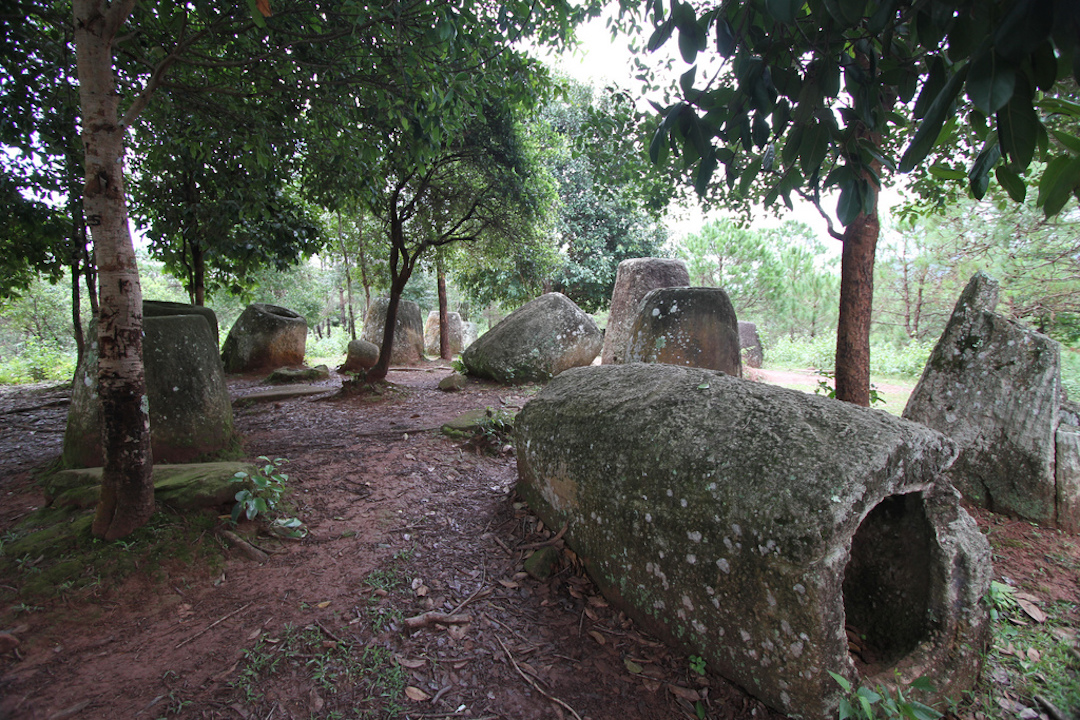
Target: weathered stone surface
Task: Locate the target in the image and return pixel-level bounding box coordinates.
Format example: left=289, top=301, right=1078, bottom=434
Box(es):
left=739, top=321, right=764, bottom=369
left=64, top=314, right=236, bottom=468
left=903, top=273, right=1064, bottom=527
left=339, top=338, right=380, bottom=373
left=424, top=311, right=466, bottom=357
left=463, top=322, right=478, bottom=348
left=1055, top=422, right=1080, bottom=534
left=516, top=364, right=990, bottom=719
left=221, top=303, right=307, bottom=373
left=45, top=462, right=255, bottom=510
left=461, top=293, right=602, bottom=383
left=359, top=298, right=425, bottom=365
left=624, top=287, right=742, bottom=377
left=144, top=300, right=220, bottom=345
left=602, top=257, right=689, bottom=365
left=266, top=365, right=329, bottom=384
left=523, top=546, right=560, bottom=580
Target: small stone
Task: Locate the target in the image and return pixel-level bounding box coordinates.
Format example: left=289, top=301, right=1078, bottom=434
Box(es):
left=0, top=632, right=20, bottom=653
left=523, top=546, right=560, bottom=580
left=439, top=373, right=467, bottom=392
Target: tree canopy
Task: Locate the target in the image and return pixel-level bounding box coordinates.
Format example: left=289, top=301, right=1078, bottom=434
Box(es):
left=617, top=0, right=1080, bottom=404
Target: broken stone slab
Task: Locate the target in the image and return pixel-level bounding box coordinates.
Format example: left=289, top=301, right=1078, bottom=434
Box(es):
left=903, top=273, right=1066, bottom=528
left=235, top=385, right=330, bottom=403
left=739, top=321, right=764, bottom=369
left=222, top=303, right=308, bottom=373
left=145, top=299, right=220, bottom=345
left=44, top=462, right=256, bottom=511
left=602, top=257, right=690, bottom=365
left=360, top=297, right=426, bottom=365
left=266, top=365, right=330, bottom=384
left=461, top=293, right=602, bottom=383
left=624, top=287, right=742, bottom=377
left=440, top=408, right=514, bottom=439
left=516, top=363, right=990, bottom=720
left=438, top=373, right=467, bottom=392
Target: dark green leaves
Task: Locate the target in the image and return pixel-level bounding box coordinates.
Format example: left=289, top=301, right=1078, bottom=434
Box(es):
left=997, top=82, right=1039, bottom=169
left=1037, top=155, right=1080, bottom=217
left=899, top=64, right=969, bottom=172
left=766, top=0, right=800, bottom=25
left=966, top=51, right=1016, bottom=115
left=673, top=1, right=707, bottom=63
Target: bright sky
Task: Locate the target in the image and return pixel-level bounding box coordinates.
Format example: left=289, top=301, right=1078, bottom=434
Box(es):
left=538, top=12, right=903, bottom=256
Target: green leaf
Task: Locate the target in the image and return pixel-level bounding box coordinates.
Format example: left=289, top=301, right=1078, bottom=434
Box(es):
left=695, top=150, right=718, bottom=196
left=995, top=165, right=1026, bottom=202
left=245, top=0, right=267, bottom=28
left=928, top=164, right=966, bottom=180
left=828, top=670, right=853, bottom=694
left=966, top=51, right=1016, bottom=115
left=899, top=65, right=969, bottom=173
left=909, top=677, right=936, bottom=693
left=738, top=156, right=763, bottom=197
left=1030, top=41, right=1058, bottom=91
left=681, top=66, right=698, bottom=97
left=968, top=138, right=1002, bottom=199
left=1051, top=130, right=1080, bottom=154
left=837, top=177, right=865, bottom=226
left=647, top=18, right=675, bottom=52
left=766, top=0, right=799, bottom=25
left=997, top=88, right=1040, bottom=170
left=716, top=18, right=736, bottom=57
left=1037, top=155, right=1080, bottom=217
left=674, top=1, right=706, bottom=63
left=752, top=113, right=771, bottom=148
left=912, top=58, right=945, bottom=120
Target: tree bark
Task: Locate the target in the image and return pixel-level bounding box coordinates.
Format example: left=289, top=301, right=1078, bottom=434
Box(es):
left=834, top=212, right=878, bottom=407
left=437, top=252, right=450, bottom=360
left=368, top=215, right=415, bottom=381
left=75, top=0, right=154, bottom=540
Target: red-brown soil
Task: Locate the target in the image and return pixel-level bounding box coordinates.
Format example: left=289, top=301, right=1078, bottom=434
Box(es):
left=0, top=364, right=1076, bottom=720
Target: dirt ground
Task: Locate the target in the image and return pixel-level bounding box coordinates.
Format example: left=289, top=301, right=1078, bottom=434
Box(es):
left=0, top=364, right=1077, bottom=720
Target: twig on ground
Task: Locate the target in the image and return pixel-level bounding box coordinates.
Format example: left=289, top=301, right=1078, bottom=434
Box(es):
left=314, top=619, right=344, bottom=643
left=402, top=612, right=473, bottom=630
left=517, top=524, right=568, bottom=550
left=218, top=529, right=270, bottom=563
left=483, top=532, right=513, bottom=556
left=1034, top=694, right=1068, bottom=720
left=494, top=634, right=583, bottom=720
left=175, top=602, right=253, bottom=649
left=449, top=586, right=492, bottom=616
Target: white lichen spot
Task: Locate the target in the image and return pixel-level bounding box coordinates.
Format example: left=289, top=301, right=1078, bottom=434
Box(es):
left=740, top=630, right=751, bottom=643
left=716, top=558, right=730, bottom=574
left=692, top=619, right=707, bottom=634
left=686, top=554, right=696, bottom=564
left=781, top=620, right=792, bottom=636
left=789, top=641, right=803, bottom=658
left=680, top=498, right=687, bottom=508
left=682, top=595, right=694, bottom=611
left=793, top=583, right=806, bottom=595
left=666, top=488, right=673, bottom=497
left=732, top=524, right=742, bottom=536
left=651, top=307, right=661, bottom=317
left=676, top=609, right=687, bottom=621
left=645, top=513, right=653, bottom=523
left=766, top=590, right=777, bottom=607
left=723, top=537, right=733, bottom=551
left=780, top=692, right=791, bottom=707
left=687, top=530, right=703, bottom=542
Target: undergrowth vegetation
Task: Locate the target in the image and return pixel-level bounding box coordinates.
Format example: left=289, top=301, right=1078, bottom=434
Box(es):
left=0, top=506, right=224, bottom=617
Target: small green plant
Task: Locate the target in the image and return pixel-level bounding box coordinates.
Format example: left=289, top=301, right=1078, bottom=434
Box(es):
left=815, top=370, right=886, bottom=406
left=986, top=579, right=1018, bottom=621
left=230, top=456, right=307, bottom=538
left=829, top=672, right=941, bottom=720
left=451, top=358, right=466, bottom=374
left=689, top=654, right=707, bottom=676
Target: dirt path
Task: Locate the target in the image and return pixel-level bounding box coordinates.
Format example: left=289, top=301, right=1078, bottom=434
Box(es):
left=0, top=365, right=1075, bottom=720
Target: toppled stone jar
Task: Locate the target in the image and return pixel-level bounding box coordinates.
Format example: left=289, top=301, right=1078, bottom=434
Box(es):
left=515, top=364, right=991, bottom=720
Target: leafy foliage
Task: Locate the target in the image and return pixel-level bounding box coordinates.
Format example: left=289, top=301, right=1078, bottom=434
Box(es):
left=230, top=456, right=306, bottom=539
left=828, top=672, right=941, bottom=720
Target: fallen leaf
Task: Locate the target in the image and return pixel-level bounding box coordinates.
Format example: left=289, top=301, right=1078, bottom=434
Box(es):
left=624, top=659, right=644, bottom=674
left=1026, top=647, right=1041, bottom=662
left=415, top=585, right=429, bottom=597
left=309, top=687, right=324, bottom=713
left=316, top=601, right=331, bottom=609
left=567, top=586, right=583, bottom=599
left=588, top=595, right=609, bottom=608
left=498, top=579, right=520, bottom=589
left=1016, top=598, right=1047, bottom=623
left=247, top=628, right=262, bottom=640
left=447, top=623, right=470, bottom=641
left=584, top=607, right=598, bottom=621
left=588, top=630, right=606, bottom=645
left=395, top=655, right=427, bottom=669
left=667, top=684, right=700, bottom=702
left=642, top=678, right=662, bottom=692
left=405, top=686, right=431, bottom=702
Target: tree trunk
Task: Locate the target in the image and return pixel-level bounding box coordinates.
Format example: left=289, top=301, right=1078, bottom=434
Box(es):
left=834, top=212, right=879, bottom=407
left=75, top=0, right=154, bottom=540
left=368, top=217, right=415, bottom=381
left=192, top=239, right=206, bottom=306
left=437, top=252, right=450, bottom=360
